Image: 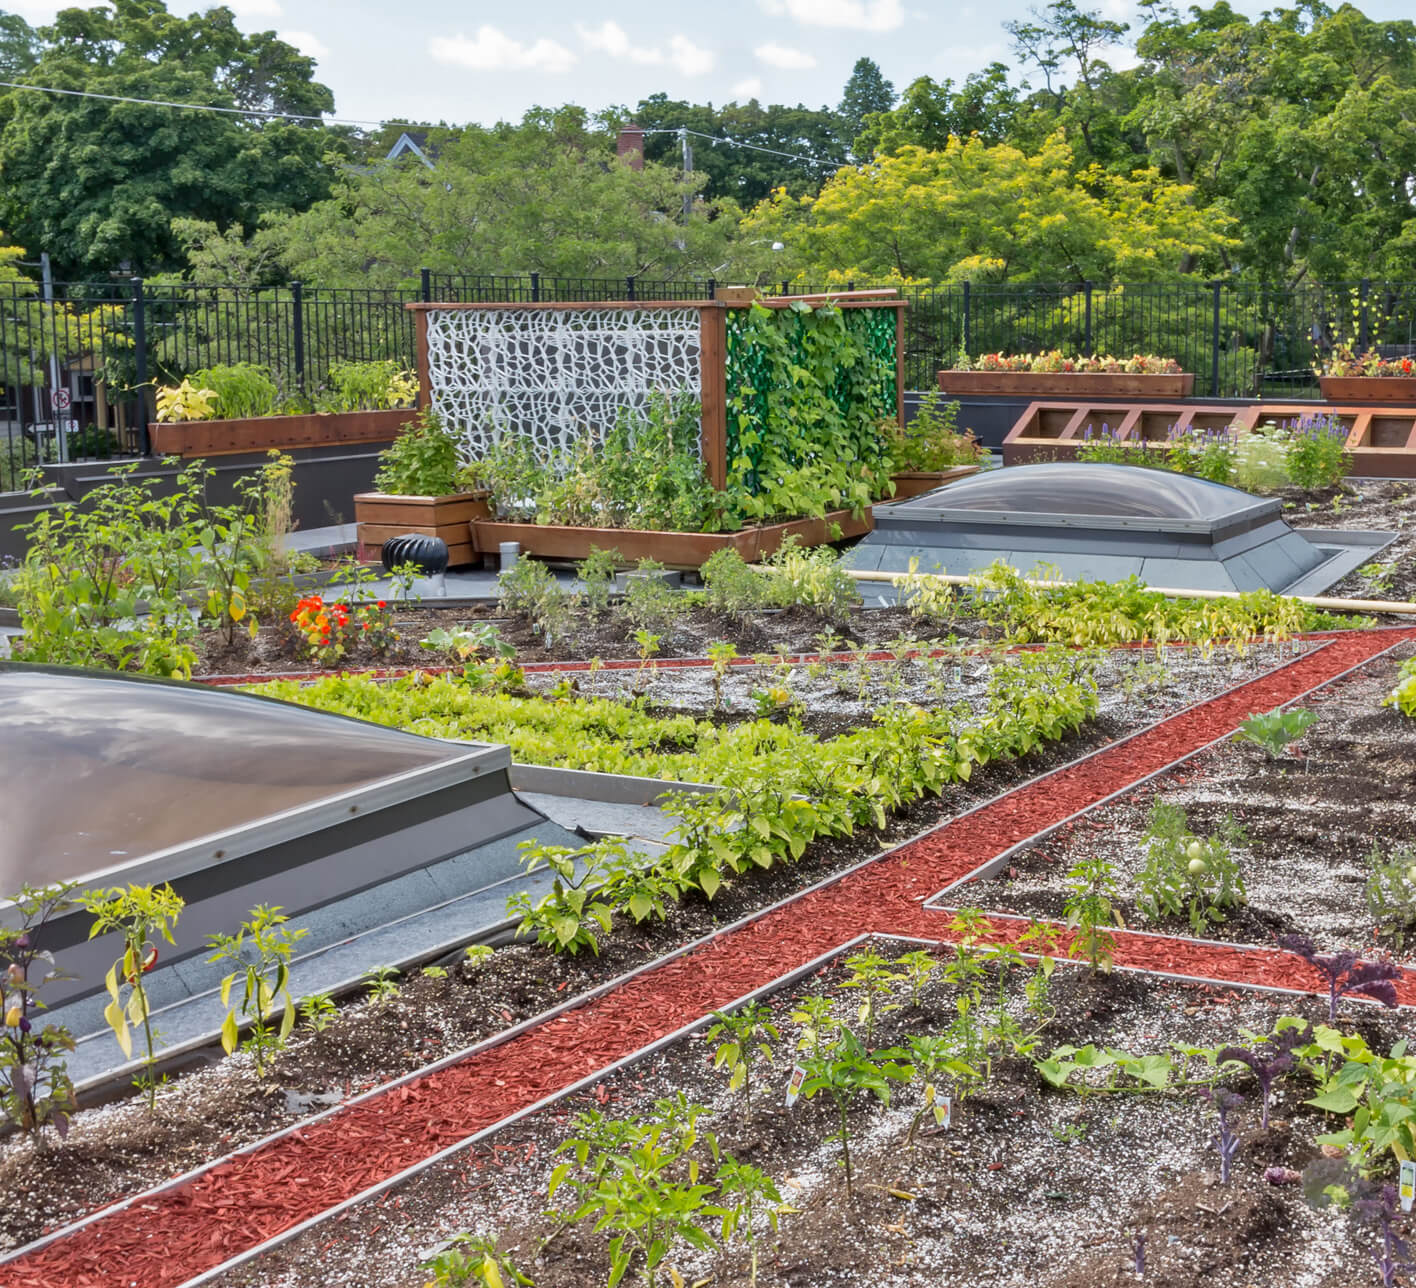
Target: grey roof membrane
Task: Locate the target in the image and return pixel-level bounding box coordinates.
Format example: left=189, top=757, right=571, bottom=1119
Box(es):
left=0, top=666, right=709, bottom=1093
left=849, top=462, right=1394, bottom=596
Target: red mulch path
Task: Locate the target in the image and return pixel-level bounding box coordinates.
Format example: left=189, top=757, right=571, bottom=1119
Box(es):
left=7, top=627, right=1413, bottom=1288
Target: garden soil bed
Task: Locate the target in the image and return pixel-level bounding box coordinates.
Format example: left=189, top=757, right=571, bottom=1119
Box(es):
left=213, top=945, right=1407, bottom=1288
left=0, top=646, right=1291, bottom=1254
left=966, top=643, right=1416, bottom=956
left=3, top=628, right=1413, bottom=1288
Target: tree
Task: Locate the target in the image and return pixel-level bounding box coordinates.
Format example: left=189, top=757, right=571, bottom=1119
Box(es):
left=838, top=57, right=895, bottom=154
left=0, top=1, right=339, bottom=278
left=855, top=65, right=1022, bottom=157
left=738, top=131, right=1236, bottom=285
left=1126, top=1, right=1416, bottom=280
left=267, top=107, right=743, bottom=287
left=624, top=94, right=848, bottom=205
left=0, top=11, right=39, bottom=79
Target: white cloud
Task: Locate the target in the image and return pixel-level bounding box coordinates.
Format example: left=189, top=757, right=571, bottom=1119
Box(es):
left=429, top=26, right=576, bottom=75
left=577, top=20, right=663, bottom=65
left=278, top=29, right=328, bottom=59
left=759, top=0, right=904, bottom=32
left=754, top=42, right=817, bottom=70
left=668, top=35, right=715, bottom=77
left=731, top=76, right=764, bottom=101
left=576, top=23, right=715, bottom=76
left=226, top=0, right=284, bottom=18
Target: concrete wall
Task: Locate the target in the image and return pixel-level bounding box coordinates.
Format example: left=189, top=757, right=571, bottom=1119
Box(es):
left=0, top=440, right=390, bottom=562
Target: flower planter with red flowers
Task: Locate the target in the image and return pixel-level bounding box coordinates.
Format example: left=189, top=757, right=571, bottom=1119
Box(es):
left=1317, top=375, right=1416, bottom=403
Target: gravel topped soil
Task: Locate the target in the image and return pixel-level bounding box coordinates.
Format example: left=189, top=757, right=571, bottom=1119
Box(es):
left=964, top=643, right=1416, bottom=956
left=1286, top=477, right=1416, bottom=602
left=210, top=943, right=1414, bottom=1288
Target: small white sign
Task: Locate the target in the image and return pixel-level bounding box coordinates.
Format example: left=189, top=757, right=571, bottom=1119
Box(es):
left=784, top=1064, right=807, bottom=1107
left=1401, top=1160, right=1415, bottom=1213
left=51, top=388, right=71, bottom=411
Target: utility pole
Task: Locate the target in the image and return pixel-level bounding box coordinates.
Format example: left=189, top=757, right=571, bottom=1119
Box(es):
left=680, top=127, right=693, bottom=222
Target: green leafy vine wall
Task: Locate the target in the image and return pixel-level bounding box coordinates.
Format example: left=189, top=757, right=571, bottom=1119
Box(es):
left=724, top=302, right=898, bottom=521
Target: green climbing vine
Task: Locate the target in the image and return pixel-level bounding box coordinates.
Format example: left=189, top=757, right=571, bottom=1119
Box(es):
left=724, top=301, right=898, bottom=522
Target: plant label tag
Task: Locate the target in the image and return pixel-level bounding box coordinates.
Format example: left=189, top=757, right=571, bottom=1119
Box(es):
left=930, top=1086, right=951, bottom=1129
left=1401, top=1161, right=1415, bottom=1212
left=785, top=1064, right=807, bottom=1108
left=952, top=665, right=963, bottom=684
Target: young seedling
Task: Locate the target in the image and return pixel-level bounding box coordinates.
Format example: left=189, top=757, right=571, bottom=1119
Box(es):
left=206, top=903, right=308, bottom=1076
left=422, top=1233, right=533, bottom=1288
left=632, top=629, right=661, bottom=698
left=1217, top=1022, right=1311, bottom=1128
left=841, top=949, right=900, bottom=1049
left=1355, top=1182, right=1415, bottom=1288
left=706, top=640, right=739, bottom=711
left=362, top=965, right=401, bottom=1004
left=902, top=1033, right=974, bottom=1148
left=788, top=994, right=840, bottom=1059
left=0, top=882, right=77, bottom=1147
left=1235, top=707, right=1317, bottom=760
left=1201, top=1087, right=1243, bottom=1184
left=797, top=1028, right=913, bottom=1199
left=1277, top=934, right=1400, bottom=1022
left=706, top=1000, right=780, bottom=1123
left=714, top=1157, right=784, bottom=1288
left=81, top=883, right=185, bottom=1111
left=298, top=993, right=337, bottom=1032
left=1063, top=856, right=1119, bottom=976
left=892, top=949, right=939, bottom=1009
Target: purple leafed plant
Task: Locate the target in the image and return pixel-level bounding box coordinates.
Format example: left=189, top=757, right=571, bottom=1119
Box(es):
left=1355, top=1183, right=1413, bottom=1288
left=1217, top=1022, right=1311, bottom=1128
left=1201, top=1087, right=1243, bottom=1184
left=1277, top=934, right=1400, bottom=1022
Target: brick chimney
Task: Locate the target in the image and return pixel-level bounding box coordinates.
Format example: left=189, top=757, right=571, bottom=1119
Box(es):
left=617, top=123, right=645, bottom=170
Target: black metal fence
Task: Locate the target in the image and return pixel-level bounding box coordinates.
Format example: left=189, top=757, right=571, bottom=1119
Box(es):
left=4, top=273, right=1414, bottom=488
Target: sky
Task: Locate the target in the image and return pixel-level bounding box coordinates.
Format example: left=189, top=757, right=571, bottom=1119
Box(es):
left=5, top=0, right=1416, bottom=131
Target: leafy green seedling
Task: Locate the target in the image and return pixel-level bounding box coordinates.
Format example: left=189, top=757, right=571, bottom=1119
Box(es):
left=706, top=1001, right=780, bottom=1124
left=1236, top=707, right=1317, bottom=759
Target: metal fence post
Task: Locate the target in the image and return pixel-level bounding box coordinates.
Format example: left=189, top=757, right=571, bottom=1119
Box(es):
left=131, top=277, right=151, bottom=456
left=1210, top=281, right=1222, bottom=397
left=530, top=272, right=540, bottom=303
left=962, top=281, right=971, bottom=356
left=419, top=267, right=431, bottom=303
left=1084, top=281, right=1094, bottom=356
left=707, top=279, right=716, bottom=300
left=626, top=275, right=636, bottom=301
left=291, top=281, right=306, bottom=393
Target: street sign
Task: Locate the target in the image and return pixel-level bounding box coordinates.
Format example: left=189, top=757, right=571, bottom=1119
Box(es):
left=51, top=389, right=71, bottom=411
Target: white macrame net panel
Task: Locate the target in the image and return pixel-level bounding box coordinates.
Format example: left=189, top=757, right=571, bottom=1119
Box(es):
left=424, top=307, right=703, bottom=462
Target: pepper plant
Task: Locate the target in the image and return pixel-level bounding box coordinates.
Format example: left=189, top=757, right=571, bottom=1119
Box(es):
left=207, top=904, right=308, bottom=1076
left=81, top=882, right=185, bottom=1110
left=705, top=1000, right=780, bottom=1124
left=797, top=1028, right=913, bottom=1198
left=0, top=883, right=78, bottom=1147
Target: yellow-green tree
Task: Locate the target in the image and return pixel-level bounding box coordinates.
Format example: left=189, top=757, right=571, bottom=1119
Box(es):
left=739, top=131, right=1236, bottom=285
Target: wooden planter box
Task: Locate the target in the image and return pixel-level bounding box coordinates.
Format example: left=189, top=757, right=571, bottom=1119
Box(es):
left=355, top=491, right=490, bottom=567
left=888, top=465, right=981, bottom=500
left=1318, top=376, right=1416, bottom=403
left=471, top=508, right=872, bottom=568
left=150, top=409, right=414, bottom=458
left=938, top=371, right=1194, bottom=398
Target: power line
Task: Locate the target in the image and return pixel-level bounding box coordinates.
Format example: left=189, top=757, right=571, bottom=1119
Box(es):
left=644, top=126, right=849, bottom=172
left=0, top=78, right=400, bottom=128
left=0, top=79, right=856, bottom=170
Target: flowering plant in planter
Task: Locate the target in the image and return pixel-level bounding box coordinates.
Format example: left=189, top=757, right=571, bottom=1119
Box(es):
left=1321, top=345, right=1416, bottom=378
left=290, top=594, right=395, bottom=665
left=957, top=350, right=1182, bottom=374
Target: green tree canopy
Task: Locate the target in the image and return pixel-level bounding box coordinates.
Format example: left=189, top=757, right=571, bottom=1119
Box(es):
left=855, top=65, right=1023, bottom=156
left=838, top=57, right=895, bottom=153
left=739, top=131, right=1236, bottom=285
left=266, top=107, right=743, bottom=288
left=622, top=94, right=848, bottom=205
left=0, top=0, right=338, bottom=278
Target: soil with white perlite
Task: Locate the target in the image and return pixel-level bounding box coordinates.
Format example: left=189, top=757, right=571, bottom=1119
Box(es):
left=212, top=944, right=1410, bottom=1288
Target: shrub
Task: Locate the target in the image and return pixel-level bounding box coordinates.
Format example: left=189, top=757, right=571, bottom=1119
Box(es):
left=373, top=408, right=461, bottom=496
left=1283, top=414, right=1350, bottom=490
left=1235, top=426, right=1293, bottom=492
left=189, top=362, right=283, bottom=419
left=886, top=389, right=986, bottom=472
left=1135, top=800, right=1247, bottom=935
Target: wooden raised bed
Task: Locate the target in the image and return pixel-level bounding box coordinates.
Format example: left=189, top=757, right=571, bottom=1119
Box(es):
left=471, top=508, right=872, bottom=568
left=938, top=370, right=1194, bottom=398
left=1318, top=375, right=1416, bottom=403
left=888, top=464, right=981, bottom=500
left=355, top=491, right=490, bottom=567
left=149, top=409, right=414, bottom=458
left=1000, top=399, right=1416, bottom=478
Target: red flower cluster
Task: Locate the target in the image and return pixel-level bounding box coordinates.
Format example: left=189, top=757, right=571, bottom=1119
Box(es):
left=289, top=595, right=396, bottom=664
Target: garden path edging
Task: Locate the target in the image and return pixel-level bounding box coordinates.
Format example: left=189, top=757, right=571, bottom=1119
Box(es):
left=4, top=626, right=1412, bottom=1288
